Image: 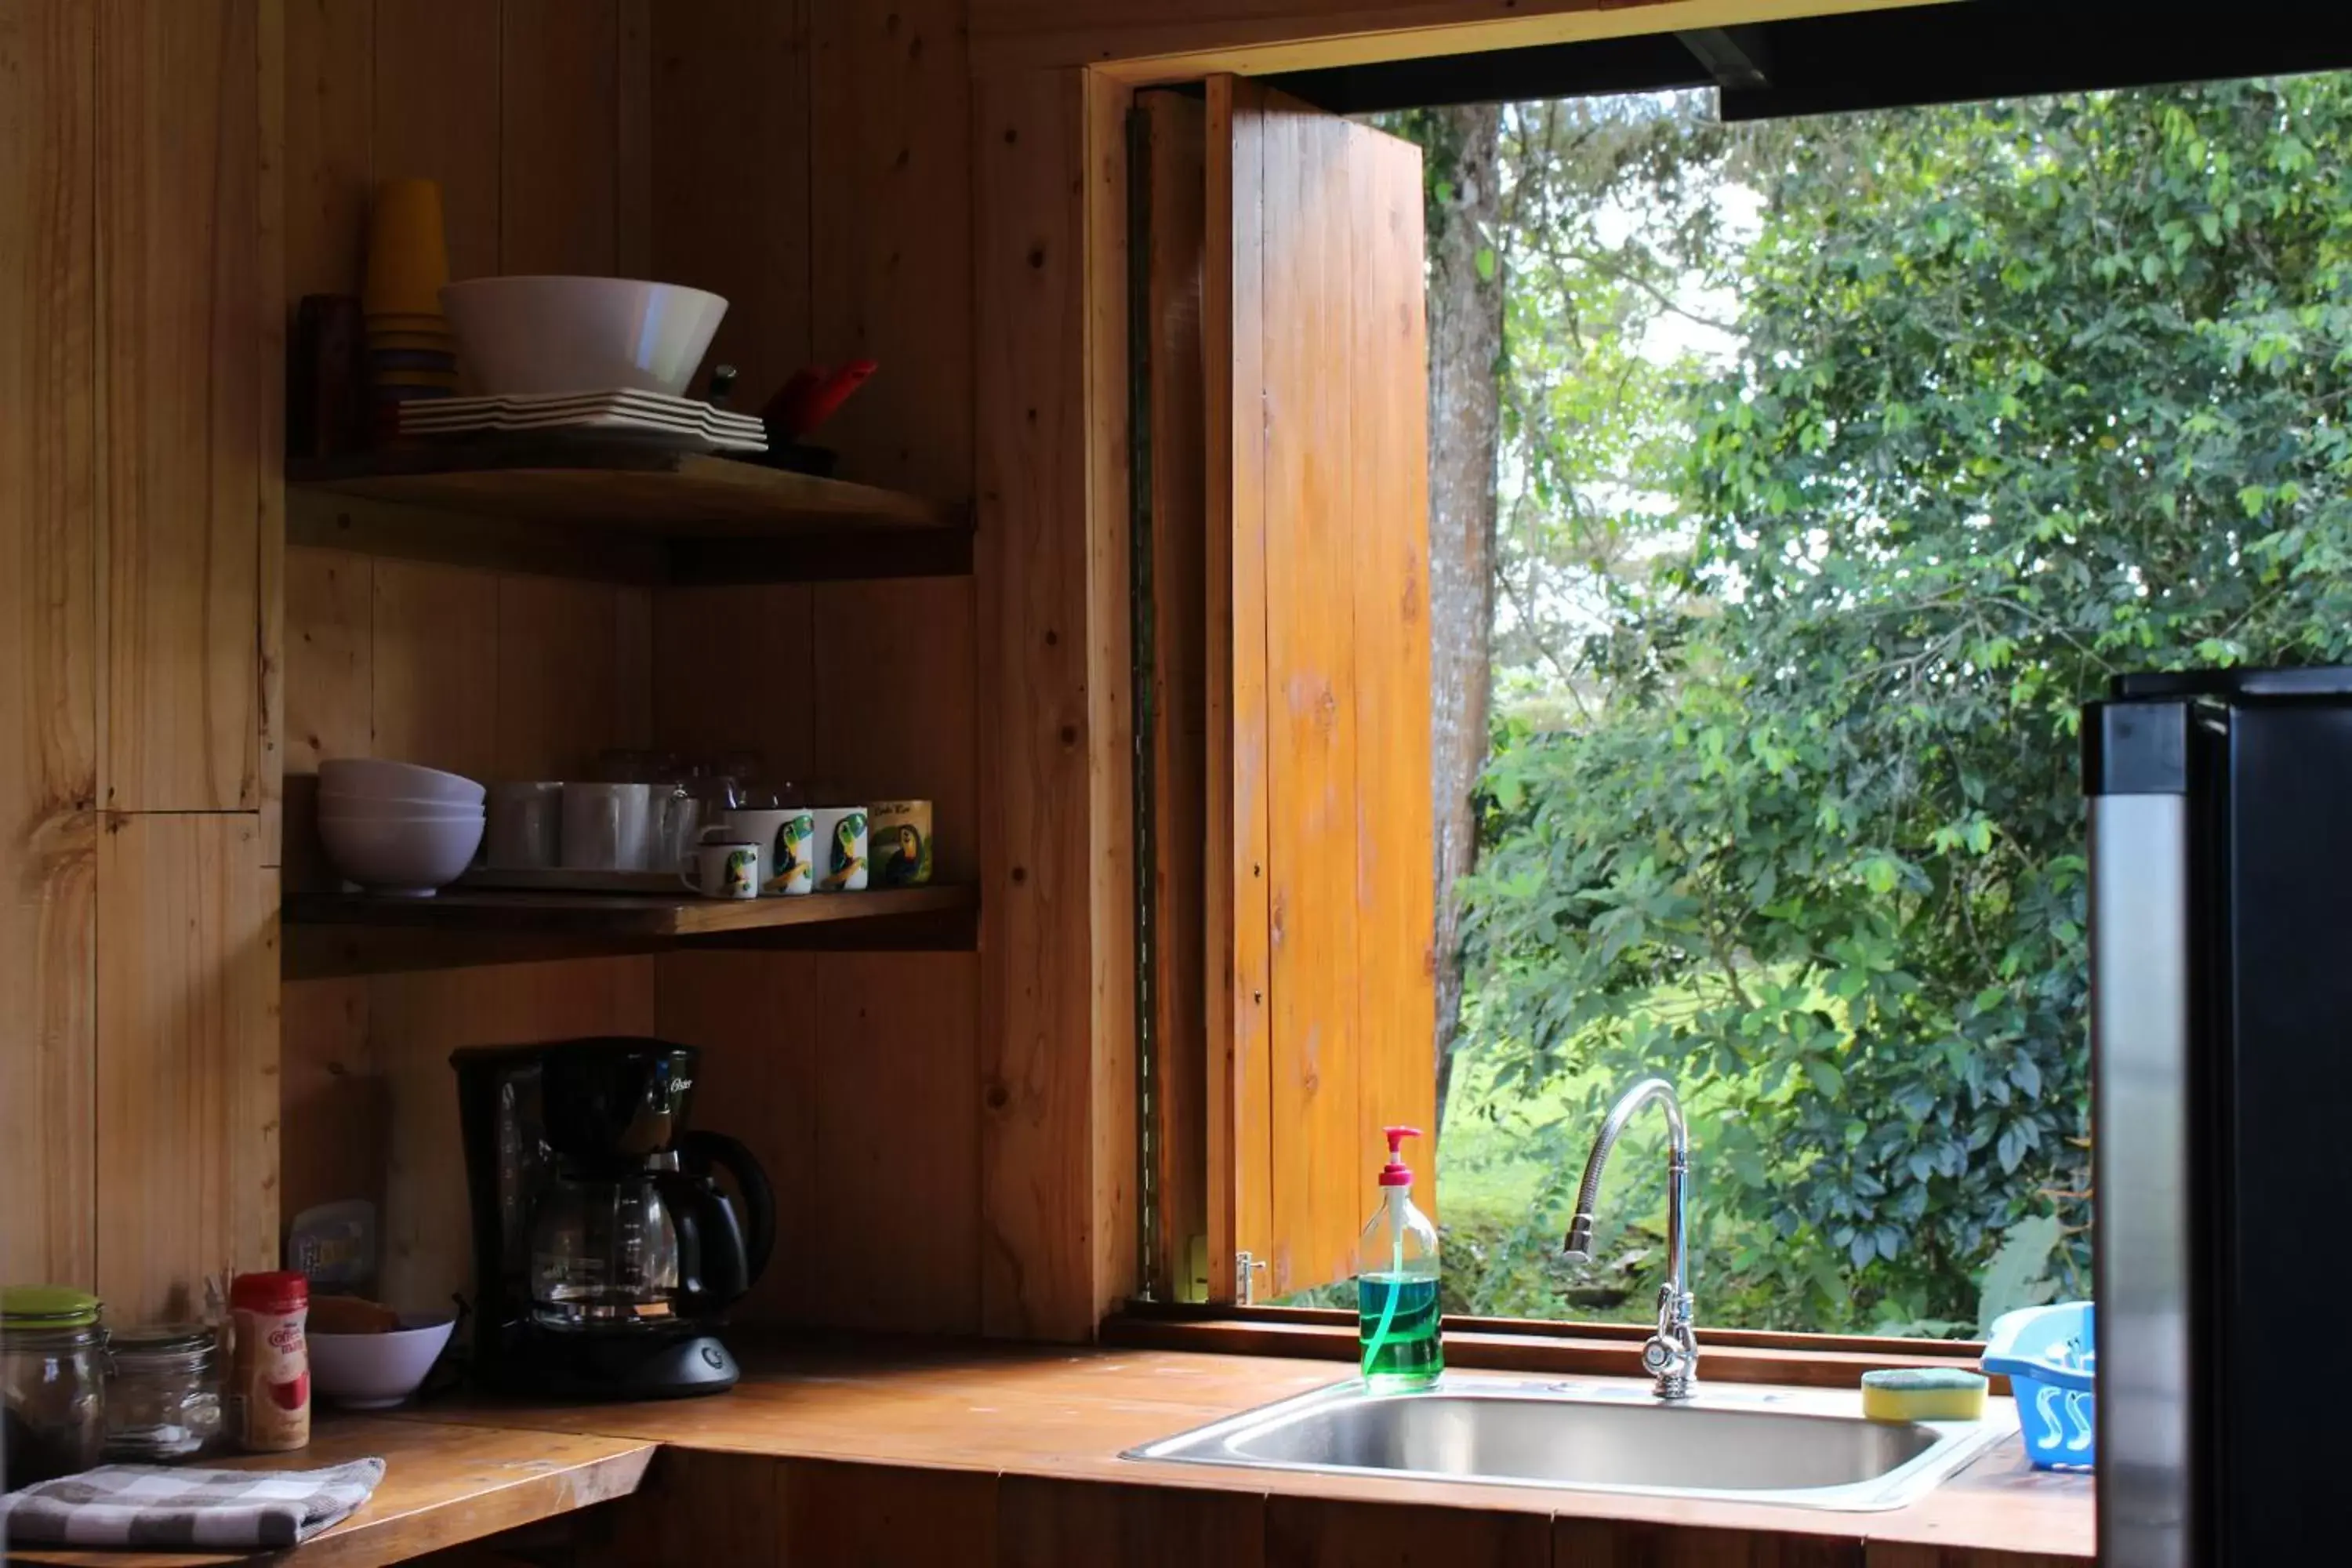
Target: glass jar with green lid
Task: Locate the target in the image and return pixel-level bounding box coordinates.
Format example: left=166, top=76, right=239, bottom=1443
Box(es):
left=105, top=1324, right=223, bottom=1461
left=2, top=1285, right=108, bottom=1490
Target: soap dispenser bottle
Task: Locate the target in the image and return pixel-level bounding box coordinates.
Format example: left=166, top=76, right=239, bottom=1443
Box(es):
left=1356, top=1125, right=1442, bottom=1392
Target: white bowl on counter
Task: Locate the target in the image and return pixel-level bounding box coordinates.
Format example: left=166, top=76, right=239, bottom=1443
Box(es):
left=438, top=276, right=728, bottom=397
left=309, top=1314, right=456, bottom=1410
left=319, top=758, right=485, bottom=807
left=318, top=813, right=484, bottom=897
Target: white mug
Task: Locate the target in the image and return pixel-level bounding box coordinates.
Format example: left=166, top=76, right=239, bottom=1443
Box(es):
left=714, top=807, right=815, bottom=896
left=561, top=782, right=659, bottom=871
left=485, top=782, right=562, bottom=869
left=814, top=805, right=869, bottom=892
left=680, top=839, right=759, bottom=899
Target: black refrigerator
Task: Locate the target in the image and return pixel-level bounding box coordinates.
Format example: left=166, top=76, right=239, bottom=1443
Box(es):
left=2085, top=666, right=2352, bottom=1566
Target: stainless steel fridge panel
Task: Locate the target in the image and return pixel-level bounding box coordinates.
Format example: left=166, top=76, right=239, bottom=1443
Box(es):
left=2090, top=792, right=2191, bottom=1568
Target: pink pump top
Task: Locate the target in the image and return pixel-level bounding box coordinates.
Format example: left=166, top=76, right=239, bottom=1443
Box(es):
left=1378, top=1125, right=1421, bottom=1188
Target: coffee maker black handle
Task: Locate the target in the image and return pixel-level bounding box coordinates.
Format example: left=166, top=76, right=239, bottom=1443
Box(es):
left=655, top=1167, right=746, bottom=1314
left=678, top=1130, right=777, bottom=1287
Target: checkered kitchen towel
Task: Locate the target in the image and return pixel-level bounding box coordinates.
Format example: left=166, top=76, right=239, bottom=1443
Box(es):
left=0, top=1458, right=385, bottom=1548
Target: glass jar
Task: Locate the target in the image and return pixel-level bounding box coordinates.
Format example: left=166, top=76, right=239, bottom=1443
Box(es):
left=2, top=1286, right=109, bottom=1490
left=104, top=1325, right=223, bottom=1461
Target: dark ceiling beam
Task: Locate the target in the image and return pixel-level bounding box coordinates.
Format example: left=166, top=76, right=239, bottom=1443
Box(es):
left=1675, top=27, right=1772, bottom=92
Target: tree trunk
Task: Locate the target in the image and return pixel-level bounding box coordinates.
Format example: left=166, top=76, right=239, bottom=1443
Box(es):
left=1423, top=103, right=1503, bottom=1142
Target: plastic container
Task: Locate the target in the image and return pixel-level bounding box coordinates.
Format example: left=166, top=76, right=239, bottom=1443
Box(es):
left=1356, top=1126, right=1442, bottom=1393
left=230, top=1271, right=310, bottom=1452
left=1981, top=1301, right=2095, bottom=1471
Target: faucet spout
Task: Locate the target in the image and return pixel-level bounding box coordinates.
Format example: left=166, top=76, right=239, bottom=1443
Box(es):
left=1559, top=1076, right=1697, bottom=1400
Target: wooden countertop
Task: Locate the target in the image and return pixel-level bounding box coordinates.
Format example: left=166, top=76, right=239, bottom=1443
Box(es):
left=4, top=1417, right=654, bottom=1568
left=374, top=1338, right=2095, bottom=1563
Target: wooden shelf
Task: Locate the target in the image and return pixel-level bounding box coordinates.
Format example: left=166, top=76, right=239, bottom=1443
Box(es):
left=282, top=883, right=979, bottom=978
left=287, top=441, right=972, bottom=584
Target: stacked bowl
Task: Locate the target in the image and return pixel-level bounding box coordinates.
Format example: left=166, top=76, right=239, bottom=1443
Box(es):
left=319, top=759, right=485, bottom=897
left=363, top=178, right=459, bottom=435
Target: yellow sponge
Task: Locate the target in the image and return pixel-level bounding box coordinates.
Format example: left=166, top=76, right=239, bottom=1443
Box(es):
left=1860, top=1367, right=1988, bottom=1422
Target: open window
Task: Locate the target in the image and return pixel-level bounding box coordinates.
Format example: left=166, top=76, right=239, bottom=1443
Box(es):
left=1138, top=79, right=1437, bottom=1306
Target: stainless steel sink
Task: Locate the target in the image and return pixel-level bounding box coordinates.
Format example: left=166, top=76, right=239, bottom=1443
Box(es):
left=1124, top=1374, right=2017, bottom=1512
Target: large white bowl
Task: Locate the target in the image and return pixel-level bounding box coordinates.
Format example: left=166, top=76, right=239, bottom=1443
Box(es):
left=319, top=813, right=484, bottom=896
left=439, top=276, right=728, bottom=397
left=321, top=789, right=486, bottom=814
left=319, top=758, right=485, bottom=807
left=310, top=1315, right=456, bottom=1410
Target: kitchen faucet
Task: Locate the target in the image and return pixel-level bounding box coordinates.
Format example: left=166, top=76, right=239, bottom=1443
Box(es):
left=1561, top=1076, right=1697, bottom=1401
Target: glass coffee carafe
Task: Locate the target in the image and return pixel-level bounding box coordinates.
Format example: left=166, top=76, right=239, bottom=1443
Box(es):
left=524, top=1142, right=763, bottom=1332
left=528, top=1163, right=684, bottom=1327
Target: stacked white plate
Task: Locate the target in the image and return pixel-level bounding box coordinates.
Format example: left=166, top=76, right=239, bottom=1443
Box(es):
left=398, top=390, right=767, bottom=453
left=318, top=758, right=486, bottom=897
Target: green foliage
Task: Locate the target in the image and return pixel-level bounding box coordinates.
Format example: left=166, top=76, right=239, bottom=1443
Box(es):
left=1455, top=78, right=2352, bottom=1334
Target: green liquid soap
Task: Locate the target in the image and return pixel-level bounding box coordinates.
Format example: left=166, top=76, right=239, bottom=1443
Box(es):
left=1358, top=1272, right=1443, bottom=1391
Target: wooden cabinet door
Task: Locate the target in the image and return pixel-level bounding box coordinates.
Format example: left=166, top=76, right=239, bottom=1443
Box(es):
left=1166, top=77, right=1436, bottom=1303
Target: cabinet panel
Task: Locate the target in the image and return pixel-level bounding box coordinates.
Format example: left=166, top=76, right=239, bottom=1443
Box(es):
left=98, top=0, right=266, bottom=811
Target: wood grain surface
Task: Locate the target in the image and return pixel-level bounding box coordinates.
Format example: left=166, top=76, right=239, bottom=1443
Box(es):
left=98, top=0, right=267, bottom=812
left=1205, top=81, right=1437, bottom=1298
left=374, top=1340, right=2095, bottom=1566
left=3, top=1416, right=654, bottom=1568
left=0, top=0, right=100, bottom=1294
left=94, top=815, right=278, bottom=1322
left=974, top=64, right=1112, bottom=1341
left=1139, top=87, right=1212, bottom=1302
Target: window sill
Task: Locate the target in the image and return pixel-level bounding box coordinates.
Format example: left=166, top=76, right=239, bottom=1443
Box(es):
left=1102, top=1303, right=2004, bottom=1393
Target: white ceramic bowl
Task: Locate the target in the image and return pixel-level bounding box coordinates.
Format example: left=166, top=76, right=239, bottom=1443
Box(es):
left=321, top=789, right=486, bottom=814
left=310, top=1314, right=456, bottom=1410
left=439, top=276, right=728, bottom=397
left=318, top=813, right=484, bottom=896
left=319, top=758, right=485, bottom=807
left=319, top=800, right=485, bottom=822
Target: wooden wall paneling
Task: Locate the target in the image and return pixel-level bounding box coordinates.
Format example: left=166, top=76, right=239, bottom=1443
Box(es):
left=284, top=0, right=372, bottom=301
left=97, top=0, right=266, bottom=813
left=1263, top=1497, right=1553, bottom=1568
left=779, top=1460, right=997, bottom=1567
left=278, top=975, right=382, bottom=1229
left=647, top=0, right=812, bottom=405
left=1342, top=116, right=1436, bottom=1202
left=996, top=1477, right=1266, bottom=1568
left=596, top=1449, right=786, bottom=1568
left=372, top=0, right=499, bottom=282
left=805, top=579, right=982, bottom=1331
left=285, top=547, right=375, bottom=776
left=807, top=953, right=982, bottom=1331
left=651, top=583, right=816, bottom=788
left=1138, top=88, right=1210, bottom=1301
left=975, top=65, right=1106, bottom=1341
left=1258, top=93, right=1364, bottom=1300
left=257, top=0, right=288, bottom=866
left=494, top=576, right=646, bottom=781
left=811, top=579, right=977, bottom=881
left=370, top=561, right=499, bottom=781
left=1203, top=75, right=1275, bottom=1305
left=1555, top=1520, right=1864, bottom=1566
left=369, top=956, right=658, bottom=1308
left=1083, top=64, right=1141, bottom=1331
left=652, top=953, right=818, bottom=1326
left=615, top=0, right=651, bottom=279
left=95, top=815, right=278, bottom=1322
left=808, top=0, right=975, bottom=497
left=498, top=0, right=619, bottom=276
left=0, top=0, right=100, bottom=1291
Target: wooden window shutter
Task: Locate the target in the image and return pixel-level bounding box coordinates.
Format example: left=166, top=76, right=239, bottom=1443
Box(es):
left=1141, top=78, right=1437, bottom=1305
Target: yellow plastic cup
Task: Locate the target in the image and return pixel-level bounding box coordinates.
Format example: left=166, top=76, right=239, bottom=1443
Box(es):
left=363, top=177, right=450, bottom=318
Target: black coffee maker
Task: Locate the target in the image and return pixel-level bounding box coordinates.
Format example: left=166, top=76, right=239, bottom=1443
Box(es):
left=452, top=1038, right=774, bottom=1398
